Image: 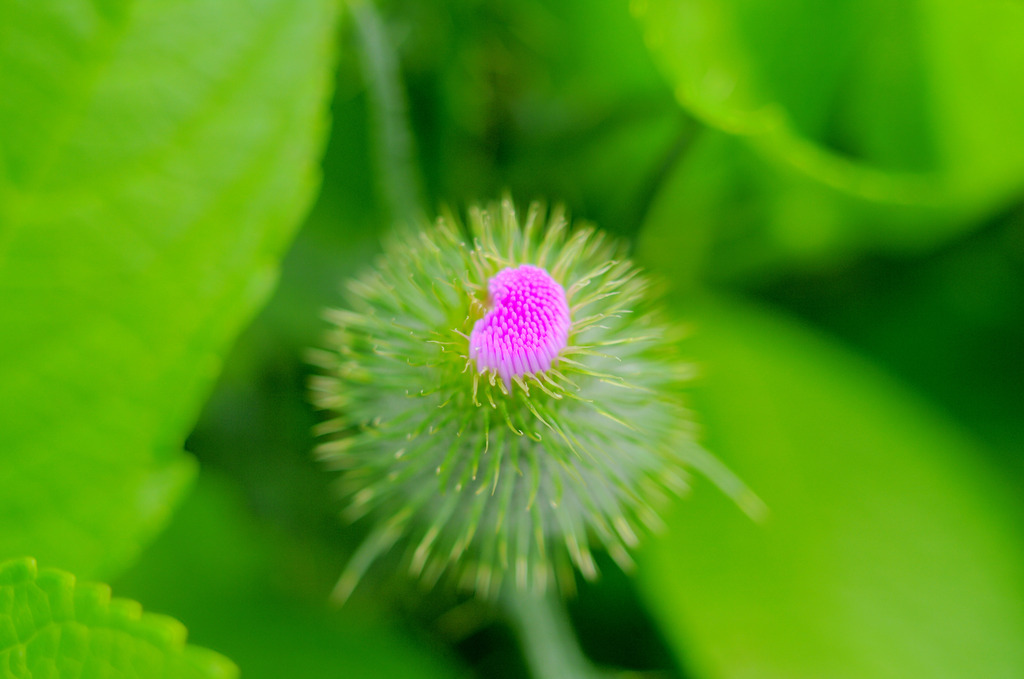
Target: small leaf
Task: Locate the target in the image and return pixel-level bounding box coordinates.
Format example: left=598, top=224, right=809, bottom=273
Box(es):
left=0, top=557, right=237, bottom=679
left=638, top=295, right=1024, bottom=678
left=0, top=0, right=337, bottom=577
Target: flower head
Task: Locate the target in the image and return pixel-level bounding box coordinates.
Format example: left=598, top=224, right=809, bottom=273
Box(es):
left=310, top=198, right=754, bottom=602
left=469, top=264, right=570, bottom=387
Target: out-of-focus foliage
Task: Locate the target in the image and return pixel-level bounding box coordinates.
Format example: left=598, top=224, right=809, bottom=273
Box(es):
left=116, top=474, right=465, bottom=679
left=1, top=0, right=1022, bottom=678
left=0, top=557, right=237, bottom=679
left=0, top=0, right=336, bottom=578
left=389, top=0, right=687, bottom=234
left=634, top=0, right=1024, bottom=274
left=639, top=296, right=1024, bottom=678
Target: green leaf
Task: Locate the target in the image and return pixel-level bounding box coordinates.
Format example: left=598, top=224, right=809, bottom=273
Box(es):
left=0, top=0, right=337, bottom=577
left=632, top=0, right=1024, bottom=265
left=0, top=557, right=236, bottom=679
left=638, top=296, right=1024, bottom=678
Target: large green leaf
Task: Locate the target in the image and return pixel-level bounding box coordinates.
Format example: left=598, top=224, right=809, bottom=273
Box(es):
left=632, top=0, right=1024, bottom=268
left=0, top=557, right=236, bottom=679
left=0, top=0, right=337, bottom=577
left=638, top=296, right=1024, bottom=678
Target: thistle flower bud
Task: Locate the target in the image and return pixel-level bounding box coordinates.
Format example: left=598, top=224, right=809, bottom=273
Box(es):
left=310, top=198, right=754, bottom=603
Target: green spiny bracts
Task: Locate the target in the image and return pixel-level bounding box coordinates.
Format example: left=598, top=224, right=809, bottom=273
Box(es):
left=310, top=198, right=756, bottom=602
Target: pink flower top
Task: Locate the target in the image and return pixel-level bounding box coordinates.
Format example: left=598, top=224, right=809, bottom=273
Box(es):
left=469, top=265, right=570, bottom=387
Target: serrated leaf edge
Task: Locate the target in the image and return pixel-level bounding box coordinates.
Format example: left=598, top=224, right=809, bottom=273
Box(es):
left=0, top=557, right=238, bottom=679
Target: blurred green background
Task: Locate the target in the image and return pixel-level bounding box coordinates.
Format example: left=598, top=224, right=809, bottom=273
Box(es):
left=1, top=0, right=1022, bottom=677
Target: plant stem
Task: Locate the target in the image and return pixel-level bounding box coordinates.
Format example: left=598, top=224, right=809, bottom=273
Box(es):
left=351, top=0, right=425, bottom=225
left=503, top=590, right=604, bottom=679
